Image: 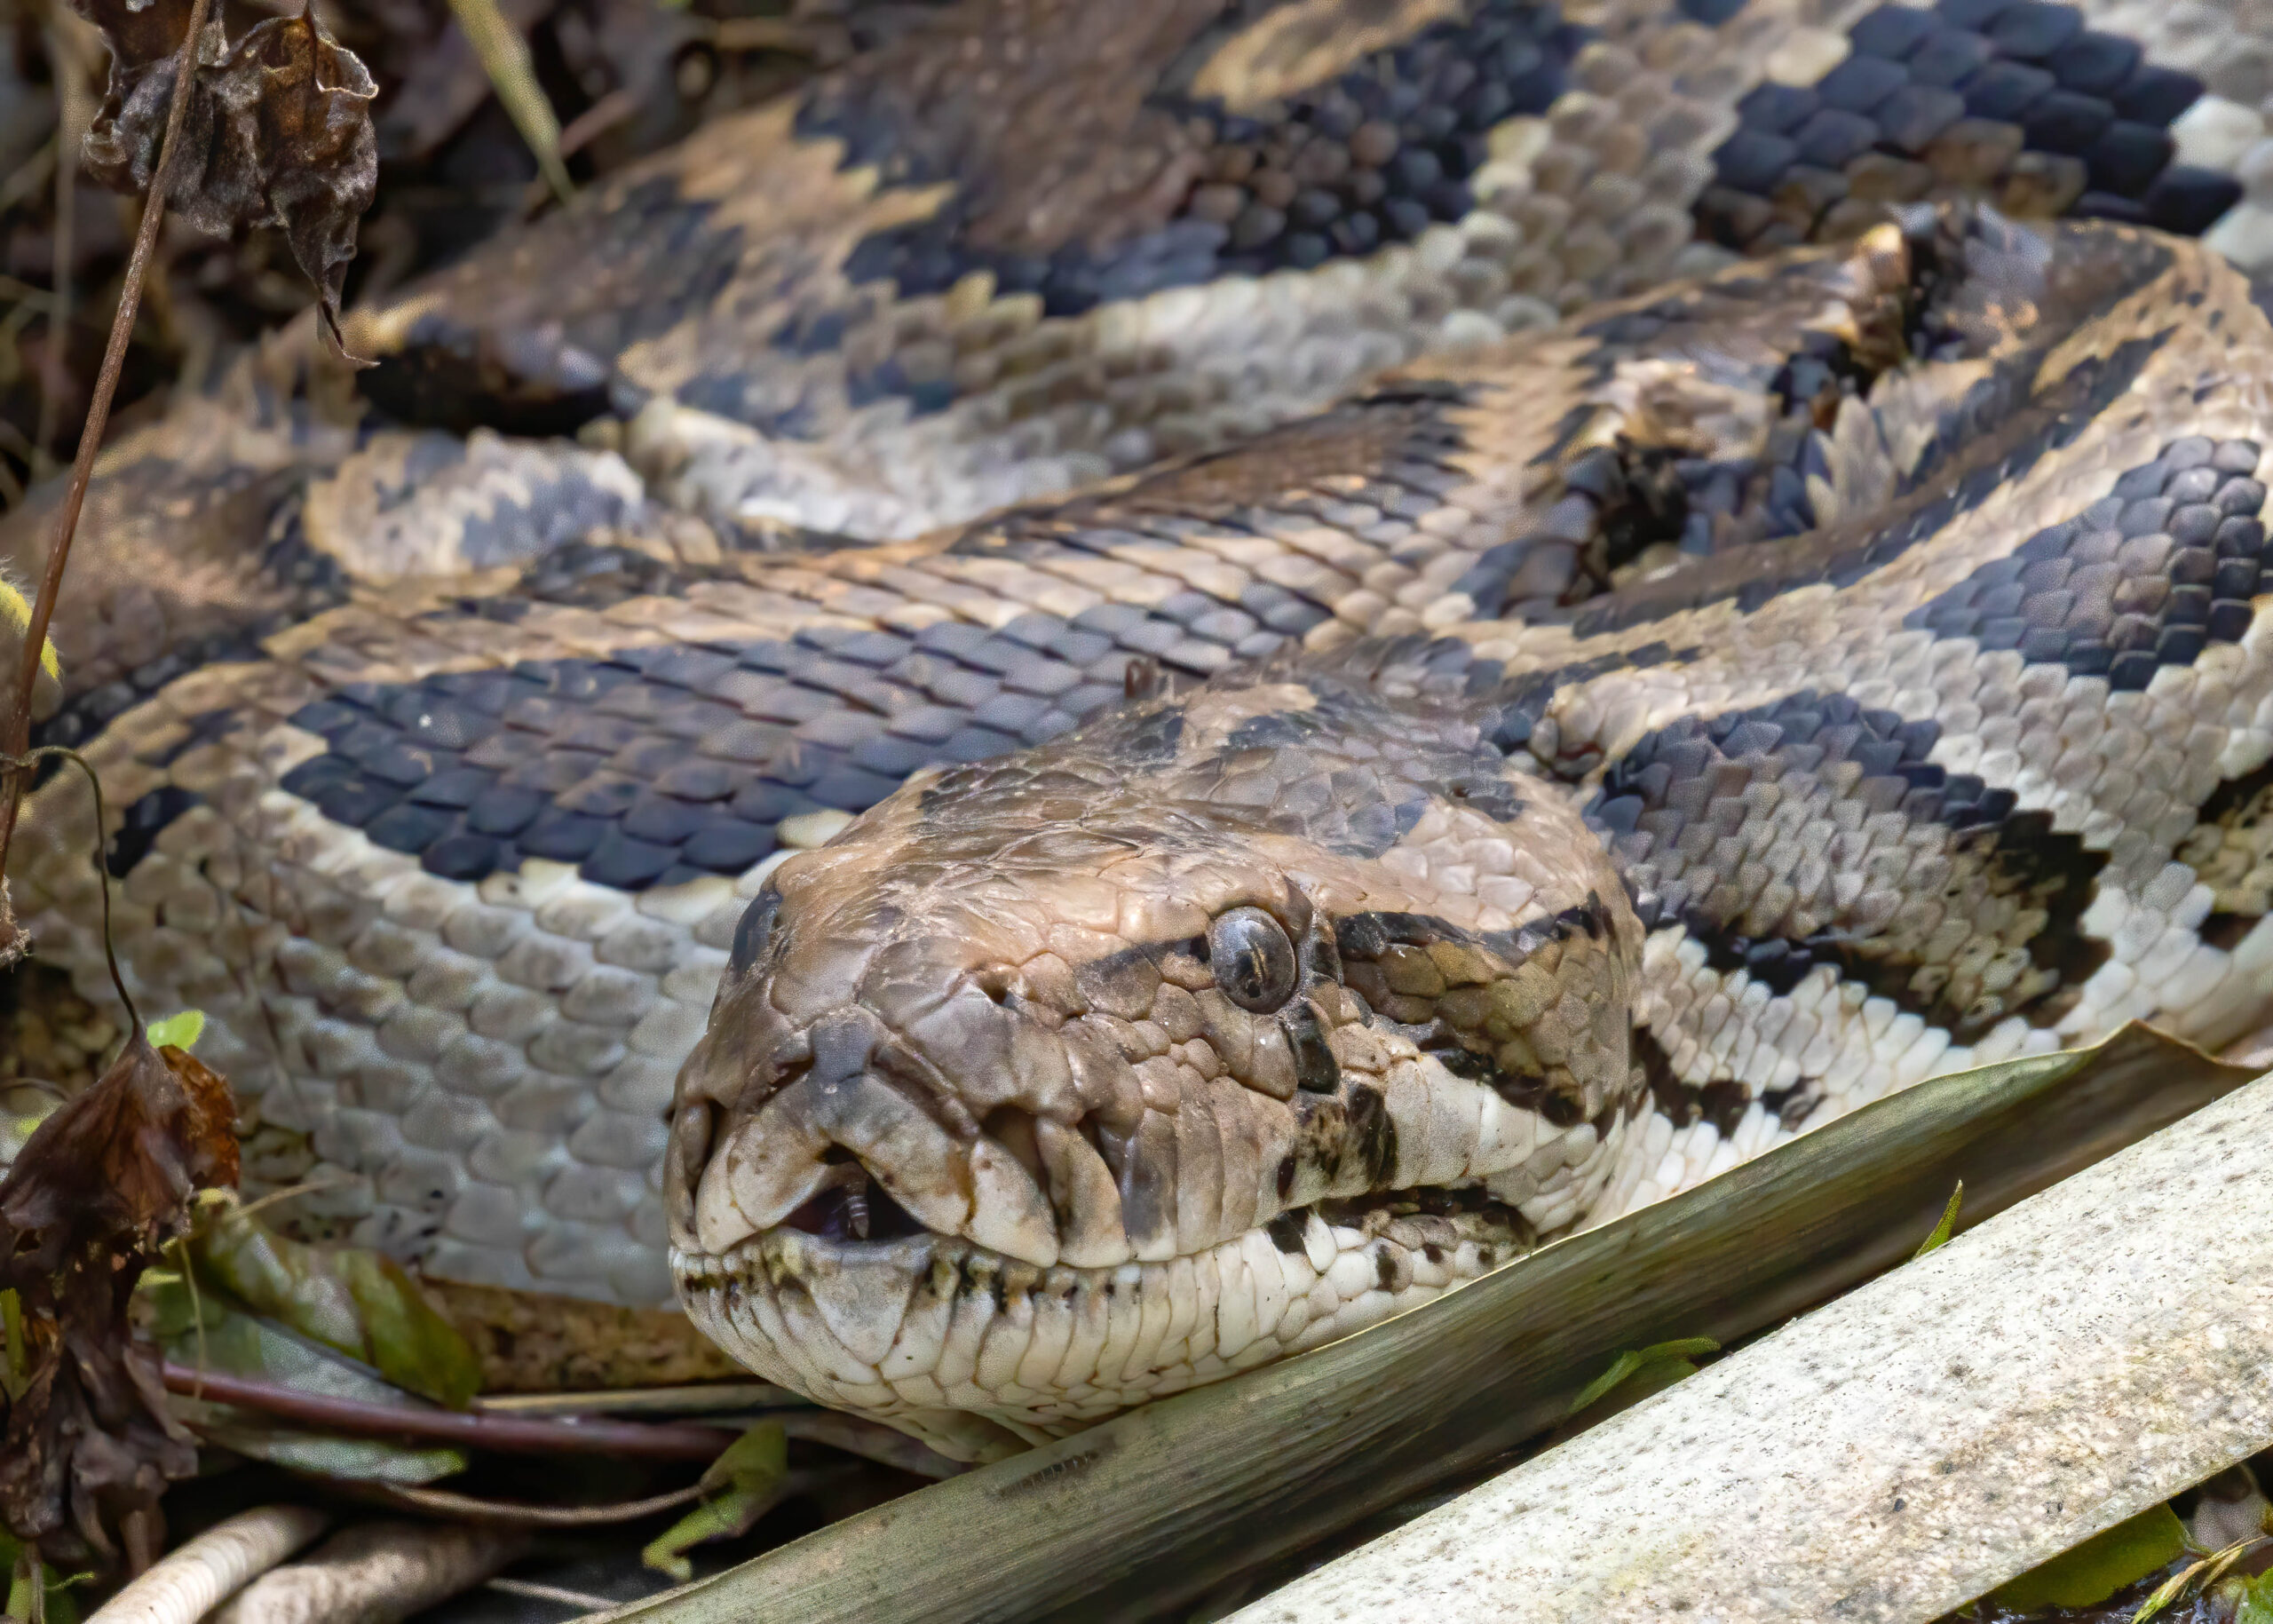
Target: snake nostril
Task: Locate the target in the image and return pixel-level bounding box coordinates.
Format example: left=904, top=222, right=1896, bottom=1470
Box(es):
left=727, top=887, right=783, bottom=979
left=981, top=1105, right=1046, bottom=1183
left=674, top=1097, right=715, bottom=1167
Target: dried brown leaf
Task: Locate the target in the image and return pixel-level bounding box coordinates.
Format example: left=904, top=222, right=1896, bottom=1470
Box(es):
left=73, top=0, right=377, bottom=362
left=0, top=1038, right=239, bottom=1563
left=74, top=0, right=220, bottom=194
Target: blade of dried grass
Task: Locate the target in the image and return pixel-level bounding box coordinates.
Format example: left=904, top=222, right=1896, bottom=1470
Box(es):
left=444, top=0, right=571, bottom=206
left=359, top=1484, right=707, bottom=1528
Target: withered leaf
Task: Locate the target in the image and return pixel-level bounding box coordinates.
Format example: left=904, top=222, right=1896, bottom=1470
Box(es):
left=76, top=0, right=220, bottom=199
left=75, top=0, right=378, bottom=363
left=0, top=1037, right=239, bottom=1562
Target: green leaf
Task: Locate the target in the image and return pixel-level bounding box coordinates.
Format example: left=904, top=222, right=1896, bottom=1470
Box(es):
left=187, top=1198, right=480, bottom=1409
left=2, top=1287, right=25, bottom=1401
left=146, top=1010, right=205, bottom=1050
left=174, top=1399, right=467, bottom=1485
left=191, top=1199, right=363, bottom=1351
left=2, top=1533, right=86, bottom=1624
left=1565, top=1337, right=1720, bottom=1417
left=644, top=1425, right=791, bottom=1581
left=1913, top=1181, right=1964, bottom=1260
left=336, top=1249, right=483, bottom=1411
left=2218, top=1569, right=2273, bottom=1624
left=142, top=1276, right=468, bottom=1486
left=1565, top=1351, right=1641, bottom=1416
left=1987, top=1502, right=2188, bottom=1612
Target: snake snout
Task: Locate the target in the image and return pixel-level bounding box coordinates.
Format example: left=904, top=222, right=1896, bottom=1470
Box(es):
left=677, top=993, right=1072, bottom=1266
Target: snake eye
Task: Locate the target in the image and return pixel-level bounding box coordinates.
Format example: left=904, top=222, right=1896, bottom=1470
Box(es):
left=1208, top=907, right=1298, bottom=1013
left=728, top=889, right=782, bottom=978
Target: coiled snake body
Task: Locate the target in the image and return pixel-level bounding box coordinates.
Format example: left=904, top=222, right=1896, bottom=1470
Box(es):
left=12, top=0, right=2273, bottom=1462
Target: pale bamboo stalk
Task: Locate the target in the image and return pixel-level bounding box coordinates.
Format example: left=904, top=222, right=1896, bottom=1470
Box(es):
left=84, top=1506, right=330, bottom=1624
left=1238, top=1070, right=2273, bottom=1623
left=210, top=1524, right=531, bottom=1624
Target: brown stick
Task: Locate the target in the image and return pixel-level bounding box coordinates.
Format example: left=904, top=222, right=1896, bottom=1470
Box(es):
left=0, top=0, right=215, bottom=874
left=162, top=1363, right=741, bottom=1462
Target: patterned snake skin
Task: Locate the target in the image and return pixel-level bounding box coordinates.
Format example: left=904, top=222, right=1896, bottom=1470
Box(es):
left=12, top=0, right=2273, bottom=1462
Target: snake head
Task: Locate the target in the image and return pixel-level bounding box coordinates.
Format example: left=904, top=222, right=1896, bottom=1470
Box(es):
left=665, top=665, right=1643, bottom=1458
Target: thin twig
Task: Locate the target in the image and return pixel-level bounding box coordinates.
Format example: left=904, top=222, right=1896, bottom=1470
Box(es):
left=0, top=0, right=216, bottom=876
left=232, top=1173, right=354, bottom=1221
left=357, top=1482, right=709, bottom=1528
left=471, top=1382, right=802, bottom=1418
left=0, top=275, right=62, bottom=316
left=482, top=1577, right=616, bottom=1610
left=5, top=745, right=141, bottom=1027
left=36, top=21, right=92, bottom=472
left=772, top=1411, right=964, bottom=1480
left=556, top=89, right=638, bottom=161
left=160, top=1363, right=741, bottom=1461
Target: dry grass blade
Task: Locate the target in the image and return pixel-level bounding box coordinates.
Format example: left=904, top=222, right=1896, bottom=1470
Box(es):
left=71, top=0, right=377, bottom=365
left=470, top=1383, right=802, bottom=1418
left=483, top=1578, right=615, bottom=1611
left=444, top=0, right=571, bottom=206
left=1247, top=1072, right=2273, bottom=1622
left=359, top=1484, right=707, bottom=1528
left=35, top=15, right=99, bottom=474
left=2133, top=1529, right=2273, bottom=1621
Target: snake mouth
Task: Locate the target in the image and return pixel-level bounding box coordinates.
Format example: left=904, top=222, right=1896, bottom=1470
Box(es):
left=670, top=1175, right=1539, bottom=1462
left=775, top=1151, right=931, bottom=1245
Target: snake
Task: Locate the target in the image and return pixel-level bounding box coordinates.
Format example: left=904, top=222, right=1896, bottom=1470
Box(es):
left=10, top=0, right=2273, bottom=1464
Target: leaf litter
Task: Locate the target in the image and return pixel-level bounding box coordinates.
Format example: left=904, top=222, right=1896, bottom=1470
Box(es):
left=72, top=0, right=377, bottom=362
left=0, top=1034, right=238, bottom=1565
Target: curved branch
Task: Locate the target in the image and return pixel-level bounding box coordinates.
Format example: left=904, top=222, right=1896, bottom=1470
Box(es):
left=161, top=1365, right=737, bottom=1462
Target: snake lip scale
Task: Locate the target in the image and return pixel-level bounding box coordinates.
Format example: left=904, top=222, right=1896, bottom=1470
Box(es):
left=19, top=0, right=2273, bottom=1464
